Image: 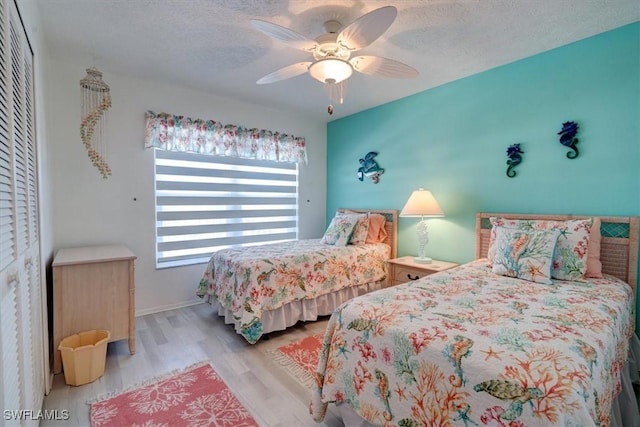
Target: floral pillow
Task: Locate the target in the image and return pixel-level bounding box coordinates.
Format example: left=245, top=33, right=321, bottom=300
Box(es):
left=491, top=226, right=561, bottom=284
left=320, top=214, right=360, bottom=246
left=343, top=210, right=388, bottom=244
left=488, top=217, right=593, bottom=281
left=339, top=211, right=369, bottom=245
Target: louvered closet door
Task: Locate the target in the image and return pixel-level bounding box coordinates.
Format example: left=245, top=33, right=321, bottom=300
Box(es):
left=23, top=43, right=45, bottom=416
left=0, top=0, right=45, bottom=424
left=0, top=0, right=21, bottom=420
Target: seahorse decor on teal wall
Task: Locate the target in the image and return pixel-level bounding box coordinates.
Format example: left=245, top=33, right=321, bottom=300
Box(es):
left=558, top=121, right=579, bottom=159
left=506, top=143, right=524, bottom=178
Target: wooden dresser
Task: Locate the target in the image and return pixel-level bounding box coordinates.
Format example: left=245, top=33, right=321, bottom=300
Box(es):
left=52, top=245, right=136, bottom=374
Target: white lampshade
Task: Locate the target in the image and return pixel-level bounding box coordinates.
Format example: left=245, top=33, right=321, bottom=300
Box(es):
left=400, top=188, right=444, bottom=217
left=309, top=58, right=353, bottom=84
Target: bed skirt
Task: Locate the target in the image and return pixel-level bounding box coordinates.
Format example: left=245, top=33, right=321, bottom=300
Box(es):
left=335, top=334, right=640, bottom=427
left=203, top=279, right=385, bottom=339
left=612, top=333, right=640, bottom=427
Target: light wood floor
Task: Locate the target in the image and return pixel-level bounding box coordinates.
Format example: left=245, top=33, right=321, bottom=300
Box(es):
left=40, top=302, right=640, bottom=426
left=41, top=302, right=343, bottom=426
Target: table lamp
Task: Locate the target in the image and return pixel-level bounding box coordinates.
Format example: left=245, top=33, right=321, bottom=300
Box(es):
left=400, top=188, right=444, bottom=263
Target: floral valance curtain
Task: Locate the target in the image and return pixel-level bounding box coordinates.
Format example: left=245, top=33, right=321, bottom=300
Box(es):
left=144, top=111, right=308, bottom=164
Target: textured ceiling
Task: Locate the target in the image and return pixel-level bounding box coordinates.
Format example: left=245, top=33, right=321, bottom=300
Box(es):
left=35, top=0, right=639, bottom=122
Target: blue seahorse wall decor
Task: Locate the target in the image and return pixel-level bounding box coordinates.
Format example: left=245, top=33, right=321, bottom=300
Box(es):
left=558, top=121, right=579, bottom=159
left=506, top=143, right=524, bottom=178
left=357, top=151, right=384, bottom=184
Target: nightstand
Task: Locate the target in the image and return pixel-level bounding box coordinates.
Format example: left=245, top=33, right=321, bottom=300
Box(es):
left=387, top=256, right=458, bottom=286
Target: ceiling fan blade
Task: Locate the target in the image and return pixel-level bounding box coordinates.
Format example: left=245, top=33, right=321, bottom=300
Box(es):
left=250, top=19, right=317, bottom=52
left=337, top=6, right=397, bottom=51
left=256, top=62, right=312, bottom=84
left=350, top=56, right=419, bottom=78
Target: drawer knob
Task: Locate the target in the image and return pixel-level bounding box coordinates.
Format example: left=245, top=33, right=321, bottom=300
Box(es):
left=407, top=273, right=420, bottom=281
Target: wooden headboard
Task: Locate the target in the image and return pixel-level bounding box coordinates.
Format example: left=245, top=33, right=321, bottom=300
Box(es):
left=337, top=208, right=399, bottom=259
left=475, top=213, right=639, bottom=294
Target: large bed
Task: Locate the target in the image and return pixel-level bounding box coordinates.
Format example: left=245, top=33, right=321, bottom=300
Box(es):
left=311, top=213, right=639, bottom=426
left=196, top=208, right=398, bottom=343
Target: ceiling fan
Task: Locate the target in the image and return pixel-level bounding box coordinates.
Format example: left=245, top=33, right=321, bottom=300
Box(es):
left=250, top=6, right=418, bottom=114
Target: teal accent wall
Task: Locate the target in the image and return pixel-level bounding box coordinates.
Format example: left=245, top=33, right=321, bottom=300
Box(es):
left=326, top=23, right=640, bottom=329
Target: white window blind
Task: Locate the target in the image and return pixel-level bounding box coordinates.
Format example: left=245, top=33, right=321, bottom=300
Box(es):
left=154, top=149, right=299, bottom=268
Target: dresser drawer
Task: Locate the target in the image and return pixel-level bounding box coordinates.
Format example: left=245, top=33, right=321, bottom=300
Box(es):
left=393, top=265, right=430, bottom=283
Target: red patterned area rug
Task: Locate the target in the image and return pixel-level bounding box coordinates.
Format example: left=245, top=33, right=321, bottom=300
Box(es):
left=268, top=332, right=324, bottom=389
left=89, top=362, right=258, bottom=427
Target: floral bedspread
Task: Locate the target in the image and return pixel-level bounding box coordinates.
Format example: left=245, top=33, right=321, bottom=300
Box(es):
left=310, top=259, right=635, bottom=426
left=196, top=239, right=390, bottom=343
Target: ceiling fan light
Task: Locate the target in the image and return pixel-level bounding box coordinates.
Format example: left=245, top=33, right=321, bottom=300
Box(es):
left=309, top=58, right=353, bottom=84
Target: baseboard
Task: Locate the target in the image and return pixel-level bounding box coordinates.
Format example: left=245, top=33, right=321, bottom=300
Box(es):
left=135, top=299, right=204, bottom=317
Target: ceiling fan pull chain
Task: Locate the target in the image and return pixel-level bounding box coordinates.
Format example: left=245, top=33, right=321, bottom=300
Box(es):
left=325, top=80, right=346, bottom=105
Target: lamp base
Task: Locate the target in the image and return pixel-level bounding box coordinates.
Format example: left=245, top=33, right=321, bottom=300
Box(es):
left=414, top=256, right=433, bottom=264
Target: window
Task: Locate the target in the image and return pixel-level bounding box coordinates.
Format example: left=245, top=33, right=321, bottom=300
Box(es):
left=154, top=149, right=298, bottom=268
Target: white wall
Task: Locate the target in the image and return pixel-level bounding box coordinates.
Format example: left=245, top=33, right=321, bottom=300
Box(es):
left=44, top=59, right=327, bottom=315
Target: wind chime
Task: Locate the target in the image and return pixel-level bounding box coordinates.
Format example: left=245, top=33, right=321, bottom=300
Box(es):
left=80, top=67, right=112, bottom=178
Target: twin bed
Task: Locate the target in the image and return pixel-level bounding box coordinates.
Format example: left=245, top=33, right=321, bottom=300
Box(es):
left=196, top=208, right=398, bottom=343
left=310, top=213, right=639, bottom=427
left=196, top=210, right=639, bottom=425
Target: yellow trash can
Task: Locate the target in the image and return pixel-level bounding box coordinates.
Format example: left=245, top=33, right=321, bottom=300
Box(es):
left=58, top=330, right=110, bottom=386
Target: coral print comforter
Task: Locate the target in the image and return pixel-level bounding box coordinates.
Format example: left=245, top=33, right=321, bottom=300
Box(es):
left=310, top=260, right=635, bottom=426
left=196, top=239, right=390, bottom=343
